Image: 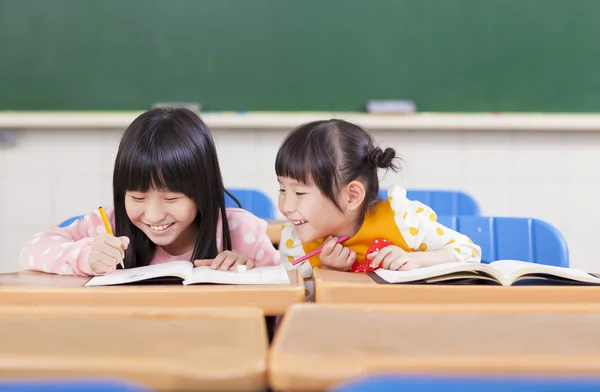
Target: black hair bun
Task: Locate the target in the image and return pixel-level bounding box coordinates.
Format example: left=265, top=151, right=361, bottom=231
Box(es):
left=369, top=147, right=396, bottom=169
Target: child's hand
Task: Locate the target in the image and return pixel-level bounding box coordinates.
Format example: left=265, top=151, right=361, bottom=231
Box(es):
left=88, top=233, right=129, bottom=274
left=319, top=236, right=357, bottom=271
left=367, top=245, right=418, bottom=271
left=194, top=251, right=255, bottom=271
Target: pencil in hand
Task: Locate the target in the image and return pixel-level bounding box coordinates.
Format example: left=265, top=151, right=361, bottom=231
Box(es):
left=292, top=236, right=350, bottom=266
left=98, top=206, right=125, bottom=269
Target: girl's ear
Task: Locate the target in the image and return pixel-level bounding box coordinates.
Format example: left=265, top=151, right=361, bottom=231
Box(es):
left=342, top=180, right=366, bottom=212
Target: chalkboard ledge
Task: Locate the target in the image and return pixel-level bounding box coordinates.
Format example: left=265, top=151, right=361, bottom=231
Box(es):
left=1, top=111, right=600, bottom=132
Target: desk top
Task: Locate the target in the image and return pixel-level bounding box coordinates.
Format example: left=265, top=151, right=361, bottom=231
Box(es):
left=269, top=303, right=600, bottom=391
left=0, top=269, right=304, bottom=316
left=313, top=268, right=600, bottom=304
left=267, top=221, right=284, bottom=244
left=1, top=306, right=267, bottom=391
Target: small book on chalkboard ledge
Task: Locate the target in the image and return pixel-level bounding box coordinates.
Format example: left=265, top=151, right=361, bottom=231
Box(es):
left=152, top=102, right=201, bottom=112
left=366, top=100, right=416, bottom=114
left=369, top=260, right=600, bottom=286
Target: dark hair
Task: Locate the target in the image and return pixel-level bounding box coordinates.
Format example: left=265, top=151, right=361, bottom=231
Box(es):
left=113, top=107, right=239, bottom=268
left=275, top=119, right=399, bottom=223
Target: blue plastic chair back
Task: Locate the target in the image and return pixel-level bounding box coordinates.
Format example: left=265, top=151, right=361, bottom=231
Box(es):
left=437, top=216, right=568, bottom=267
left=0, top=380, right=148, bottom=392
left=225, top=188, right=275, bottom=220
left=58, top=215, right=85, bottom=228
left=332, top=375, right=600, bottom=392
left=378, top=189, right=480, bottom=215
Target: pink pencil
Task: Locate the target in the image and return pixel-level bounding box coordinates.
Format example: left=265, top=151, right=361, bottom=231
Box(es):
left=291, top=236, right=350, bottom=266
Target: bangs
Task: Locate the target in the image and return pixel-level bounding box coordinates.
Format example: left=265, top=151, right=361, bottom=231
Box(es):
left=275, top=138, right=315, bottom=185
left=275, top=121, right=340, bottom=195
left=115, top=127, right=200, bottom=197
left=122, top=152, right=188, bottom=194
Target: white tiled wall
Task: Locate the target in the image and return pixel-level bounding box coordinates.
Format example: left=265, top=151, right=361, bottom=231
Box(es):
left=1, top=127, right=598, bottom=272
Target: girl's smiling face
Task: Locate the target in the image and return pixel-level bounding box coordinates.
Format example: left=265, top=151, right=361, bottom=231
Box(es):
left=125, top=188, right=197, bottom=255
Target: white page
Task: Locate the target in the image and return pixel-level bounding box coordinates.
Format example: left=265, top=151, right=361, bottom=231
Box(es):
left=373, top=262, right=496, bottom=284
left=490, top=260, right=600, bottom=284
left=185, top=264, right=290, bottom=285
left=85, top=260, right=193, bottom=286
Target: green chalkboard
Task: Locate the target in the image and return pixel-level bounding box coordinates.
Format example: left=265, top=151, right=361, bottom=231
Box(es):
left=1, top=0, right=599, bottom=112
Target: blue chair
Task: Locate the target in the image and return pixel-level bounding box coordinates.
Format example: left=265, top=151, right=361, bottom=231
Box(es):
left=378, top=189, right=480, bottom=216
left=58, top=215, right=85, bottom=228
left=437, top=216, right=569, bottom=267
left=226, top=188, right=275, bottom=220
left=0, top=380, right=148, bottom=392
left=331, top=375, right=600, bottom=392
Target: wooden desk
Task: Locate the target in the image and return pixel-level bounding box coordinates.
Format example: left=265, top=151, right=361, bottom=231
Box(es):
left=267, top=220, right=284, bottom=244
left=0, top=270, right=304, bottom=316
left=0, top=305, right=267, bottom=391
left=270, top=303, right=600, bottom=391
left=314, top=268, right=600, bottom=304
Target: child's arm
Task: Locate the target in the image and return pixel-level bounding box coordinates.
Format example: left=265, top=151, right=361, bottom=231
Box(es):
left=18, top=209, right=119, bottom=276
left=368, top=246, right=460, bottom=270
left=387, top=186, right=482, bottom=267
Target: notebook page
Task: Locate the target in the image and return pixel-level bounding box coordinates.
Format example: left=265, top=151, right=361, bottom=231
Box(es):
left=373, top=262, right=491, bottom=284
left=85, top=260, right=193, bottom=286
left=490, top=260, right=600, bottom=284
left=186, top=264, right=290, bottom=285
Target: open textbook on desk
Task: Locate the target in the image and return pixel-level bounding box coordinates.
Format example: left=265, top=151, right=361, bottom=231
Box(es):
left=371, top=260, right=600, bottom=286
left=85, top=261, right=290, bottom=287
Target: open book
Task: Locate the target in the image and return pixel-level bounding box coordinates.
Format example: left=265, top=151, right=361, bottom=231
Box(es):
left=371, top=260, right=600, bottom=286
left=85, top=261, right=290, bottom=287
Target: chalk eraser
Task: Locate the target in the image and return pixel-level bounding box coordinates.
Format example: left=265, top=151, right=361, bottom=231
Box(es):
left=236, top=265, right=247, bottom=273
left=366, top=100, right=416, bottom=114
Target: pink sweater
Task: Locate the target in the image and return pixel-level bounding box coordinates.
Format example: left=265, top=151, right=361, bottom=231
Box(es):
left=19, top=207, right=280, bottom=276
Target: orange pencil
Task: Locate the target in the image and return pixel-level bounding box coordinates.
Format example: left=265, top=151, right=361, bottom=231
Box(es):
left=98, top=206, right=125, bottom=269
